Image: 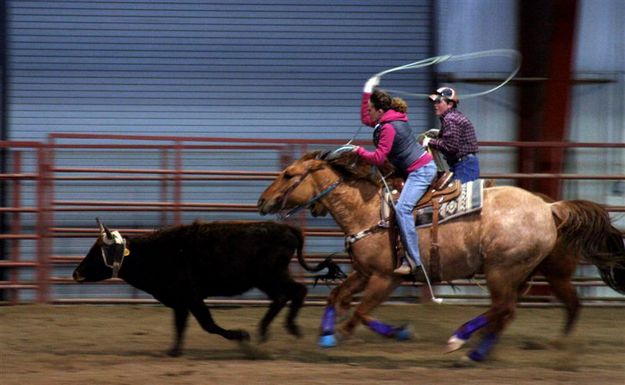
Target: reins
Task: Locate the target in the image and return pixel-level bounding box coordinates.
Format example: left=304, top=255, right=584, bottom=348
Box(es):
left=279, top=179, right=342, bottom=220
left=277, top=168, right=343, bottom=220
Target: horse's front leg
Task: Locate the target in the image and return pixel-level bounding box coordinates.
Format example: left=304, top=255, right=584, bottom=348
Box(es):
left=337, top=273, right=408, bottom=340
left=318, top=271, right=368, bottom=348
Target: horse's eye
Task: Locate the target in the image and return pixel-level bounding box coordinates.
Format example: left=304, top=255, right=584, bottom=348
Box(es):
left=283, top=171, right=293, bottom=180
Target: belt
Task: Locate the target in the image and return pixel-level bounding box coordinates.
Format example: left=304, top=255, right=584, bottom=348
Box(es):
left=450, top=153, right=476, bottom=166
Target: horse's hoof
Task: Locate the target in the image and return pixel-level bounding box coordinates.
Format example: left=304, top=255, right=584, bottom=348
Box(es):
left=394, top=327, right=413, bottom=341
left=319, top=334, right=337, bottom=348
left=467, top=349, right=486, bottom=362
left=445, top=335, right=467, bottom=353
left=452, top=355, right=477, bottom=368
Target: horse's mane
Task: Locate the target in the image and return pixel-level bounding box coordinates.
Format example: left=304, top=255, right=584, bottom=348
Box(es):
left=305, top=150, right=398, bottom=187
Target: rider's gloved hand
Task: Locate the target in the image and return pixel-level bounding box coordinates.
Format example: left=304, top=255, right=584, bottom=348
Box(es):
left=424, top=128, right=440, bottom=138
left=363, top=76, right=380, bottom=93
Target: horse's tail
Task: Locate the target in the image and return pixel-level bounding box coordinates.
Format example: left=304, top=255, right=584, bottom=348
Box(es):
left=288, top=225, right=346, bottom=282
left=551, top=200, right=625, bottom=294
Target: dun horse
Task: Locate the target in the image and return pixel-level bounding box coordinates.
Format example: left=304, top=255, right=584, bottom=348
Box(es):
left=257, top=151, right=625, bottom=362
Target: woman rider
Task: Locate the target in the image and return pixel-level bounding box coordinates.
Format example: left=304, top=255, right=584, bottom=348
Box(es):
left=352, top=76, right=437, bottom=277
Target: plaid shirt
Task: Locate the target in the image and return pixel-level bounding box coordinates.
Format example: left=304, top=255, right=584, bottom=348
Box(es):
left=429, top=109, right=479, bottom=163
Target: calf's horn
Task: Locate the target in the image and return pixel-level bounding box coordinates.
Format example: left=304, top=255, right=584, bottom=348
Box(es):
left=95, top=217, right=113, bottom=239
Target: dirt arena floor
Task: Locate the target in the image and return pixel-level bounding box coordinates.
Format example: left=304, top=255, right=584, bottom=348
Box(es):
left=1, top=303, right=624, bottom=385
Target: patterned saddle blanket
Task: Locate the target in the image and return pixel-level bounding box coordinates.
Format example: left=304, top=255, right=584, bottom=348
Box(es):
left=414, top=179, right=485, bottom=228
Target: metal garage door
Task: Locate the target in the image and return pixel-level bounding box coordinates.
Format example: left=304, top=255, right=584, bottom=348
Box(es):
left=6, top=0, right=434, bottom=141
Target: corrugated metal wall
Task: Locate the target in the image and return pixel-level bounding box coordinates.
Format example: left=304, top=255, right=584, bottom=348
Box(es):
left=7, top=0, right=434, bottom=141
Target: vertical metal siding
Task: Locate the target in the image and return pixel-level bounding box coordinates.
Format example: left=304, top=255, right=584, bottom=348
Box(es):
left=7, top=0, right=434, bottom=141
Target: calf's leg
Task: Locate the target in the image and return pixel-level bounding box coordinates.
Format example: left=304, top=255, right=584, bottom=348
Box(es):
left=258, top=293, right=288, bottom=342
left=283, top=280, right=307, bottom=338
left=168, top=306, right=189, bottom=357
left=188, top=299, right=250, bottom=342
left=257, top=273, right=307, bottom=341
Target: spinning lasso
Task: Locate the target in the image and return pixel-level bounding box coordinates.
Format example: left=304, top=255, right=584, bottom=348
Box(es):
left=344, top=49, right=521, bottom=144
left=376, top=48, right=522, bottom=99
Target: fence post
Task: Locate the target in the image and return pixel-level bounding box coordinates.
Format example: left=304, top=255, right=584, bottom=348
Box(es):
left=173, top=141, right=182, bottom=225
left=9, top=151, right=21, bottom=304
left=160, top=147, right=168, bottom=226
left=35, top=146, right=49, bottom=303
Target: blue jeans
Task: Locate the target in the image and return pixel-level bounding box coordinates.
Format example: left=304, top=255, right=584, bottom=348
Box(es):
left=451, top=155, right=480, bottom=183
left=394, top=161, right=437, bottom=267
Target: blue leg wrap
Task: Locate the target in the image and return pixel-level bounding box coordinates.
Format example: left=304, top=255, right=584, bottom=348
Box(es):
left=366, top=319, right=398, bottom=338
left=394, top=327, right=413, bottom=341
left=455, top=314, right=489, bottom=340
left=365, top=319, right=412, bottom=341
left=468, top=332, right=498, bottom=362
left=318, top=306, right=337, bottom=348
left=320, top=306, right=336, bottom=336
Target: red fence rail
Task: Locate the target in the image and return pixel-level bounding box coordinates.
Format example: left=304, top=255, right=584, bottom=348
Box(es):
left=1, top=134, right=624, bottom=305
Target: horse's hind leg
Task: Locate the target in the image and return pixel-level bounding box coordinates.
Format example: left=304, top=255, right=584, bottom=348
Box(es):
left=537, top=249, right=580, bottom=335
left=446, top=312, right=490, bottom=353
left=465, top=268, right=521, bottom=362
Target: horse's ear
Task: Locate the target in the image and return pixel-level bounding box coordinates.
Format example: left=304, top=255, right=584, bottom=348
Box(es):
left=308, top=159, right=327, bottom=172
left=316, top=150, right=331, bottom=160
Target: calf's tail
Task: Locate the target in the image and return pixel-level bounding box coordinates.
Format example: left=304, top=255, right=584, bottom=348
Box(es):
left=551, top=200, right=625, bottom=294
left=288, top=225, right=346, bottom=283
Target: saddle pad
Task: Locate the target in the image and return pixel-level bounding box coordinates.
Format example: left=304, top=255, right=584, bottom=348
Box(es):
left=414, top=179, right=484, bottom=228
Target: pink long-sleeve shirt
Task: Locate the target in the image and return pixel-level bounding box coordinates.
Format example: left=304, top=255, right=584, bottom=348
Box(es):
left=355, top=92, right=432, bottom=172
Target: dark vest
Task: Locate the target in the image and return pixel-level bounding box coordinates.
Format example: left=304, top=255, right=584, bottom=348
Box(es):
left=373, top=120, right=424, bottom=172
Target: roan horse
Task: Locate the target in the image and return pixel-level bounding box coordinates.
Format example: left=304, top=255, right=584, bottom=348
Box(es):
left=257, top=151, right=625, bottom=362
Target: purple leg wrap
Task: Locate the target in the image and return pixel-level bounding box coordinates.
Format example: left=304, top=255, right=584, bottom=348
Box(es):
left=320, top=306, right=336, bottom=336
left=366, top=319, right=399, bottom=338
left=468, top=332, right=498, bottom=362
left=455, top=314, right=489, bottom=340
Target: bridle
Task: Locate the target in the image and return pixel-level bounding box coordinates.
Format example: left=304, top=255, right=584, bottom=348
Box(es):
left=277, top=169, right=342, bottom=220
left=271, top=153, right=345, bottom=220
left=97, top=219, right=129, bottom=278
left=276, top=159, right=395, bottom=245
